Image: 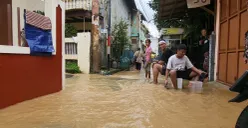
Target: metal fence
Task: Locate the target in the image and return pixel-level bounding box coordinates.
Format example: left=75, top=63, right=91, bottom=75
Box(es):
left=65, top=43, right=77, bottom=55
left=64, top=0, right=92, bottom=10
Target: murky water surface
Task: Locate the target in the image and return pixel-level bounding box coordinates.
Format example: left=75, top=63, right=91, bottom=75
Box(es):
left=0, top=70, right=248, bottom=128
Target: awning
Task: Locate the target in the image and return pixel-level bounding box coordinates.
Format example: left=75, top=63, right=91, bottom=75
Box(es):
left=159, top=0, right=187, bottom=20
left=159, top=0, right=215, bottom=20
left=66, top=9, right=103, bottom=23
left=66, top=9, right=92, bottom=23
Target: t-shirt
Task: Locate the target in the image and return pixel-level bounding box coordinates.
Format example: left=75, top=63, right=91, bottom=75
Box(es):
left=134, top=51, right=143, bottom=63
left=160, top=48, right=174, bottom=64
left=134, top=51, right=141, bottom=57
left=145, top=46, right=152, bottom=62
left=167, top=55, right=193, bottom=71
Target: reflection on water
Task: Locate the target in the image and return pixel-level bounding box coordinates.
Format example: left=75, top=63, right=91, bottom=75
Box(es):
left=0, top=70, right=248, bottom=128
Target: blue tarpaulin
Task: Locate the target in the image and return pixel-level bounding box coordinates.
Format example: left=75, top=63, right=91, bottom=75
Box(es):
left=25, top=24, right=54, bottom=53
left=24, top=10, right=54, bottom=56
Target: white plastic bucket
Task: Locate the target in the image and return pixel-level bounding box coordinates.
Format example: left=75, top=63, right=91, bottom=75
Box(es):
left=189, top=81, right=203, bottom=93
left=177, top=78, right=183, bottom=89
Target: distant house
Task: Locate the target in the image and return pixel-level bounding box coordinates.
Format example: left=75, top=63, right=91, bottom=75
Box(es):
left=0, top=0, right=65, bottom=109
left=131, top=10, right=149, bottom=52
left=63, top=0, right=149, bottom=70
left=111, top=0, right=146, bottom=52
left=63, top=0, right=105, bottom=73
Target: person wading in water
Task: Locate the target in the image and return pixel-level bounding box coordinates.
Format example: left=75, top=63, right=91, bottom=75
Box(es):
left=133, top=48, right=143, bottom=71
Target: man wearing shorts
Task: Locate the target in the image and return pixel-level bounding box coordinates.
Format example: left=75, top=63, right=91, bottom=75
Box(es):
left=152, top=40, right=174, bottom=84
left=165, top=44, right=206, bottom=89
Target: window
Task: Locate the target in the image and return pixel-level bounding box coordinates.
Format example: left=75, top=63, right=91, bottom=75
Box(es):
left=132, top=38, right=137, bottom=44
left=0, top=0, right=62, bottom=55
left=0, top=0, right=12, bottom=45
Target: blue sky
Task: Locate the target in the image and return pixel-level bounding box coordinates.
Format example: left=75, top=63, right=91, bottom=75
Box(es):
left=134, top=0, right=159, bottom=38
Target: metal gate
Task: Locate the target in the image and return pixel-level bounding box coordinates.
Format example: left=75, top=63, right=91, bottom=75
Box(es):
left=218, top=0, right=248, bottom=85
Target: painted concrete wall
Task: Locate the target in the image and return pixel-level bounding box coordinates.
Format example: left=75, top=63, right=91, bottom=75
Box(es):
left=64, top=32, right=91, bottom=74
left=131, top=11, right=139, bottom=37
left=77, top=32, right=91, bottom=74
left=0, top=0, right=65, bottom=109
left=150, top=37, right=159, bottom=55
left=111, top=0, right=131, bottom=36
left=131, top=11, right=146, bottom=52
left=140, top=24, right=147, bottom=45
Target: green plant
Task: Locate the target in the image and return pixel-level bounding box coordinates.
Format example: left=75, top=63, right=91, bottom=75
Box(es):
left=66, top=61, right=81, bottom=74
left=149, top=0, right=213, bottom=32
left=65, top=23, right=77, bottom=38
left=33, top=10, right=45, bottom=15
left=112, top=19, right=130, bottom=60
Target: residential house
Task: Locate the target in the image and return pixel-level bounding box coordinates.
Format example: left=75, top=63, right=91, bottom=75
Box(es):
left=131, top=10, right=149, bottom=52
left=63, top=0, right=106, bottom=73
left=0, top=0, right=65, bottom=109
left=157, top=0, right=248, bottom=86
left=111, top=0, right=145, bottom=52
left=63, top=0, right=143, bottom=70
left=139, top=22, right=150, bottom=51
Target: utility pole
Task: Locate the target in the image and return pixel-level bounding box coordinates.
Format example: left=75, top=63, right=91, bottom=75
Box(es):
left=138, top=11, right=142, bottom=52
left=91, top=0, right=101, bottom=73
left=107, top=0, right=111, bottom=70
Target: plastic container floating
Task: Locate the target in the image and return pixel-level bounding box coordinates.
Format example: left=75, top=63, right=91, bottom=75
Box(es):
left=188, top=81, right=203, bottom=93
left=177, top=78, right=183, bottom=89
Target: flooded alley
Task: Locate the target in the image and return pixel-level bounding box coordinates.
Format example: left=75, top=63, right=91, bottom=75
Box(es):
left=0, top=70, right=248, bottom=128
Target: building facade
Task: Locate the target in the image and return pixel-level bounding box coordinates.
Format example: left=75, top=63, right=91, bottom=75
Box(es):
left=0, top=0, right=65, bottom=109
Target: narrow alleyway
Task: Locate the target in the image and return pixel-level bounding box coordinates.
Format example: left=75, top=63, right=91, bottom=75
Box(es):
left=0, top=70, right=248, bottom=128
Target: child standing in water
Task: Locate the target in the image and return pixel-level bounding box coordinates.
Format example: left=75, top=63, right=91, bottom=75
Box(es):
left=144, top=39, right=152, bottom=79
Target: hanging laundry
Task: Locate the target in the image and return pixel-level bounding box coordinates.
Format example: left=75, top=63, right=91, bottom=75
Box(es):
left=24, top=10, right=54, bottom=56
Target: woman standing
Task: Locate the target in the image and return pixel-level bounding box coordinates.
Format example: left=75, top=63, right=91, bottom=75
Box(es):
left=199, top=29, right=209, bottom=72
left=133, top=48, right=143, bottom=70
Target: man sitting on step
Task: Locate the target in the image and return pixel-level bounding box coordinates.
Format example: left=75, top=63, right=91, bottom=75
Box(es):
left=164, top=44, right=207, bottom=89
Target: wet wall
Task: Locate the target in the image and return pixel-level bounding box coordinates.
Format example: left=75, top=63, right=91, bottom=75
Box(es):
left=0, top=2, right=64, bottom=109
left=0, top=49, right=62, bottom=109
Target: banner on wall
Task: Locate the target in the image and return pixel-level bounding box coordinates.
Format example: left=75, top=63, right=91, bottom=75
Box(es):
left=160, top=28, right=184, bottom=35
left=186, top=0, right=211, bottom=8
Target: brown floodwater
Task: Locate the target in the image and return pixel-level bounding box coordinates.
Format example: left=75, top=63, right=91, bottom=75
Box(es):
left=0, top=70, right=248, bottom=128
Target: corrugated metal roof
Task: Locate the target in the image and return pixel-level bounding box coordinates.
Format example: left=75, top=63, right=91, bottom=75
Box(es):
left=159, top=0, right=187, bottom=19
